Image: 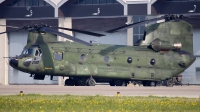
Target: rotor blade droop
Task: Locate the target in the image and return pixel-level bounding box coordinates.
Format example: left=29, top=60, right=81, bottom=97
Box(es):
left=51, top=26, right=105, bottom=37
left=41, top=27, right=93, bottom=46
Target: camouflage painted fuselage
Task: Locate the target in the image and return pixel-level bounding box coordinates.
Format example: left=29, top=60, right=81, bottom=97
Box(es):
left=15, top=41, right=195, bottom=81
left=10, top=20, right=196, bottom=82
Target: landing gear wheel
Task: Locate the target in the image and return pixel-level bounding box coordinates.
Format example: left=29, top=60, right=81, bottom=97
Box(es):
left=87, top=78, right=96, bottom=86
left=132, top=81, right=137, bottom=85
left=150, top=81, right=156, bottom=87
left=122, top=82, right=128, bottom=86
left=113, top=80, right=123, bottom=86
left=137, top=81, right=142, bottom=86
left=77, top=78, right=87, bottom=86
left=156, top=81, right=162, bottom=86
left=166, top=79, right=174, bottom=87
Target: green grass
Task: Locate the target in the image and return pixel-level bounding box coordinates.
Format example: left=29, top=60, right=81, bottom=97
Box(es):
left=0, top=94, right=200, bottom=112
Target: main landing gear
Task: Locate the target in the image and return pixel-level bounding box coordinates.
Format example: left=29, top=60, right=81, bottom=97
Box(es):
left=143, top=81, right=157, bottom=87
left=65, top=77, right=96, bottom=86
left=87, top=78, right=96, bottom=86
left=65, top=77, right=127, bottom=86
left=164, top=78, right=174, bottom=87
left=142, top=79, right=174, bottom=87
left=109, top=79, right=128, bottom=86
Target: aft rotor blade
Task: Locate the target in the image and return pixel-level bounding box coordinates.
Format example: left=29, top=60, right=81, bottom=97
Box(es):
left=181, top=13, right=200, bottom=16
left=41, top=27, right=93, bottom=46
left=0, top=24, right=19, bottom=28
left=106, top=17, right=165, bottom=33
left=51, top=26, right=105, bottom=37
left=184, top=16, right=200, bottom=20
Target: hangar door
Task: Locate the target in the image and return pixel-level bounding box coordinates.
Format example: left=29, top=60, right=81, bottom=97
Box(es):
left=74, top=31, right=127, bottom=45
left=181, top=29, right=200, bottom=84
left=8, top=32, right=58, bottom=85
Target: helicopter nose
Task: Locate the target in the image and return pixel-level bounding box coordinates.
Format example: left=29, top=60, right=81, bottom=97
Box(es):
left=9, top=58, right=18, bottom=67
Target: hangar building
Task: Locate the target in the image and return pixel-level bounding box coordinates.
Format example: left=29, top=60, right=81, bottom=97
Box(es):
left=0, top=0, right=200, bottom=85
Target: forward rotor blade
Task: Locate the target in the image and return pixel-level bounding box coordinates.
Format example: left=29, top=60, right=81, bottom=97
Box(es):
left=41, top=27, right=93, bottom=46
left=3, top=57, right=15, bottom=58
left=51, top=26, right=105, bottom=37
left=0, top=28, right=24, bottom=35
left=106, top=17, right=165, bottom=33
left=0, top=24, right=19, bottom=28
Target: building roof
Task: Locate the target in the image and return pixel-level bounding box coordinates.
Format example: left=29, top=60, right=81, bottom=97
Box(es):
left=118, top=0, right=157, bottom=4
left=0, top=0, right=69, bottom=8
left=0, top=0, right=158, bottom=6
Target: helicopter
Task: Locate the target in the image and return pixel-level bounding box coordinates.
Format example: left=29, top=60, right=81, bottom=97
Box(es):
left=0, top=14, right=196, bottom=87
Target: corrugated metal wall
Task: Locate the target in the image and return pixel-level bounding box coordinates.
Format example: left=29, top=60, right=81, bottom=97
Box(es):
left=182, top=29, right=200, bottom=84
left=8, top=32, right=58, bottom=85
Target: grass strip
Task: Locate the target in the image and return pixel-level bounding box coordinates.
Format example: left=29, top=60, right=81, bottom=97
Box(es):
left=0, top=94, right=200, bottom=112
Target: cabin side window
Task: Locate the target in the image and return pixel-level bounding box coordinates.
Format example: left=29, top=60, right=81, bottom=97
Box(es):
left=150, top=59, right=156, bottom=65
left=127, top=57, right=132, bottom=64
left=54, top=52, right=63, bottom=61
left=80, top=54, right=87, bottom=61
left=104, top=55, right=109, bottom=62
left=35, top=50, right=39, bottom=56
left=38, top=49, right=43, bottom=56
left=21, top=46, right=43, bottom=57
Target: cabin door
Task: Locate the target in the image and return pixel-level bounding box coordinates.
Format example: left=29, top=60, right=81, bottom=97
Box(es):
left=69, top=61, right=76, bottom=75
left=31, top=48, right=43, bottom=72
left=89, top=63, right=98, bottom=76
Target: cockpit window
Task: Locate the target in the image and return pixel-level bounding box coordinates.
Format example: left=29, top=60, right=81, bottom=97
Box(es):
left=21, top=49, right=28, bottom=55
left=21, top=48, right=34, bottom=55
left=38, top=49, right=43, bottom=56
left=27, top=48, right=34, bottom=55
left=21, top=46, right=43, bottom=57
left=35, top=50, right=39, bottom=56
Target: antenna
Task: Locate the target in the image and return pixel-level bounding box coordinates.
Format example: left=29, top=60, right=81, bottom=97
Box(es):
left=188, top=5, right=196, bottom=13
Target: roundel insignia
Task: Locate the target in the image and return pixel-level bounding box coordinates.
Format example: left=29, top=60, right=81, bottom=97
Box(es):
left=150, top=59, right=156, bottom=65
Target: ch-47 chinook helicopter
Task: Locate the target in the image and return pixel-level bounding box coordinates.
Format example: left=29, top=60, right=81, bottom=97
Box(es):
left=0, top=14, right=197, bottom=87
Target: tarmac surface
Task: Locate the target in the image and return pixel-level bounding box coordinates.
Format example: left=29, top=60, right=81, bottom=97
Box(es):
left=0, top=85, right=200, bottom=98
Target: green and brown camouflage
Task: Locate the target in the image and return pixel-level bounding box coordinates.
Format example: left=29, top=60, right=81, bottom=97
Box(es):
left=137, top=21, right=193, bottom=54
left=8, top=21, right=196, bottom=87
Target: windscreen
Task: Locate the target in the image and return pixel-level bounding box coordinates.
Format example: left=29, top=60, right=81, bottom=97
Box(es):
left=21, top=47, right=35, bottom=56
left=21, top=46, right=43, bottom=57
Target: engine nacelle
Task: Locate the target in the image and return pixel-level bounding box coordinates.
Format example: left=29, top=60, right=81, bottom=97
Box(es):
left=150, top=38, right=182, bottom=51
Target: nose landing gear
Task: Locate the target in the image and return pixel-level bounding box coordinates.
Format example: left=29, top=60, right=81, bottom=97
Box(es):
left=86, top=77, right=96, bottom=86
left=150, top=81, right=156, bottom=87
